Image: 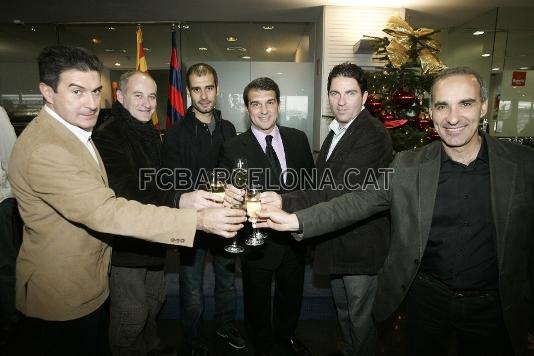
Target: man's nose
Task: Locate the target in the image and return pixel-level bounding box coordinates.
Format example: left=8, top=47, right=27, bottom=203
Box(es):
left=86, top=93, right=99, bottom=110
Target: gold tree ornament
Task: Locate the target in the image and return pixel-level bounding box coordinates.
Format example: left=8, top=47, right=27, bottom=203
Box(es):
left=382, top=16, right=445, bottom=74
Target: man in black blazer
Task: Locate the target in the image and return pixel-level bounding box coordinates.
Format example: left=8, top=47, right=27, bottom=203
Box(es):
left=262, top=63, right=392, bottom=356
left=258, top=67, right=534, bottom=356
left=220, top=77, right=314, bottom=356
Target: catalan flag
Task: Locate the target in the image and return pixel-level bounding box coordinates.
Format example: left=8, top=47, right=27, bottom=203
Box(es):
left=166, top=26, right=186, bottom=128
left=136, top=25, right=159, bottom=128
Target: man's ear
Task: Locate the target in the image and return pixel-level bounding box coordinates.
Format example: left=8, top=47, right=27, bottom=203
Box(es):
left=116, top=89, right=124, bottom=104
left=39, top=82, right=54, bottom=104
left=362, top=91, right=369, bottom=105
left=480, top=99, right=488, bottom=118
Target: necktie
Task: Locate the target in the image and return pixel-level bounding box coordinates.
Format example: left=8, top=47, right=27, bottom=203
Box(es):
left=265, top=135, right=282, bottom=181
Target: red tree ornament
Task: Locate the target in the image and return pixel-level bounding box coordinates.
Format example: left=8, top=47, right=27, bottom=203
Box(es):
left=365, top=94, right=383, bottom=117
left=416, top=111, right=432, bottom=130
left=392, top=89, right=416, bottom=109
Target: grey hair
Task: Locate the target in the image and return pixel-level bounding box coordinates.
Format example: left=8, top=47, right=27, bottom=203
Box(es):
left=118, top=71, right=156, bottom=93
left=432, top=66, right=488, bottom=102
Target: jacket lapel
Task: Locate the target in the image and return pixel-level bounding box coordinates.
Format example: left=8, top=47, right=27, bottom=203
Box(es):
left=316, top=130, right=334, bottom=171
left=42, top=109, right=108, bottom=186
left=487, top=136, right=516, bottom=269
left=417, top=142, right=441, bottom=255
left=91, top=140, right=109, bottom=187
left=325, top=109, right=369, bottom=165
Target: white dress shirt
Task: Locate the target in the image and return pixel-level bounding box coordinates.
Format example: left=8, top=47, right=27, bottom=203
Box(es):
left=326, top=110, right=362, bottom=160
left=45, top=105, right=99, bottom=165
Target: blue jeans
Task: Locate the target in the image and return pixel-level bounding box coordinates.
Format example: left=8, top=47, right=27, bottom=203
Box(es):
left=406, top=272, right=513, bottom=356
left=179, top=244, right=237, bottom=349
left=330, top=274, right=378, bottom=356
left=109, top=266, right=166, bottom=356
left=0, top=198, right=21, bottom=325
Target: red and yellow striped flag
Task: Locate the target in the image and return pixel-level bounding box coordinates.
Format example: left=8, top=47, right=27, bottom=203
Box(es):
left=136, top=25, right=159, bottom=127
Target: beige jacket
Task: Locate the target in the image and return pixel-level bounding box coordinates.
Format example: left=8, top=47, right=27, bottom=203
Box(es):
left=9, top=108, right=197, bottom=321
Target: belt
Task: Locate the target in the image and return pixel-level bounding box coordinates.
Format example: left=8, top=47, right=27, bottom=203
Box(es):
left=418, top=271, right=498, bottom=298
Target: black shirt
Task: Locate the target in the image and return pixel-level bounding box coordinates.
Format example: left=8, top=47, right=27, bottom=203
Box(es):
left=421, top=137, right=499, bottom=290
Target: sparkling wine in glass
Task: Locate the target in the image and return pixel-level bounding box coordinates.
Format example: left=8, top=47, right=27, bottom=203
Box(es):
left=245, top=186, right=265, bottom=246
left=209, top=171, right=226, bottom=201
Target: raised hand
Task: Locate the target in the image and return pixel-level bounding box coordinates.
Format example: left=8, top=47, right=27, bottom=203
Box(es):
left=260, top=191, right=282, bottom=209
left=223, top=184, right=245, bottom=208
left=255, top=204, right=300, bottom=232
left=197, top=207, right=247, bottom=238
left=179, top=190, right=224, bottom=209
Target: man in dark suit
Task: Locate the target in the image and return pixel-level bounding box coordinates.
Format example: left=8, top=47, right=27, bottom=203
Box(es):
left=262, top=63, right=392, bottom=356
left=257, top=67, right=534, bottom=356
left=220, top=77, right=314, bottom=356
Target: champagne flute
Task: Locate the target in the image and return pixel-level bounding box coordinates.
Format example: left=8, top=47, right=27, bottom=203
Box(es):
left=231, top=158, right=248, bottom=190
left=224, top=159, right=247, bottom=254
left=245, top=186, right=265, bottom=246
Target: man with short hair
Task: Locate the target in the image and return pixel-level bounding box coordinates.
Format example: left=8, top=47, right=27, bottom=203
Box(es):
left=221, top=77, right=314, bottom=356
left=162, top=63, right=244, bottom=356
left=8, top=46, right=245, bottom=356
left=258, top=67, right=534, bottom=356
left=261, top=62, right=392, bottom=356
left=93, top=71, right=208, bottom=355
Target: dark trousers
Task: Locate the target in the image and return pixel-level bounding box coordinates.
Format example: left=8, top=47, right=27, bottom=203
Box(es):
left=242, top=245, right=305, bottom=353
left=25, top=303, right=109, bottom=356
left=406, top=272, right=513, bottom=356
left=0, top=198, right=21, bottom=325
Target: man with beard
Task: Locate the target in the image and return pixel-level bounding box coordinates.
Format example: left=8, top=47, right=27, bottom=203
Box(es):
left=162, top=63, right=245, bottom=356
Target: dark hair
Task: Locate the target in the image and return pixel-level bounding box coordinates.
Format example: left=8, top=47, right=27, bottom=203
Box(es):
left=38, top=45, right=103, bottom=92
left=327, top=62, right=367, bottom=93
left=243, top=77, right=280, bottom=107
left=186, top=63, right=218, bottom=88
left=432, top=66, right=488, bottom=102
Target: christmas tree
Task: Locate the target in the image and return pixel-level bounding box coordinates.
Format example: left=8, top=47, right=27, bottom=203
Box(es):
left=364, top=16, right=445, bottom=152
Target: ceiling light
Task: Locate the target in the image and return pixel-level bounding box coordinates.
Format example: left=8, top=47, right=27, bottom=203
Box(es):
left=180, top=24, right=190, bottom=29
left=519, top=66, right=529, bottom=70
left=198, top=47, right=208, bottom=51
left=481, top=53, right=490, bottom=57
left=262, top=25, right=275, bottom=30
left=265, top=47, right=274, bottom=53
left=473, top=30, right=484, bottom=36
left=492, top=67, right=500, bottom=71
left=30, top=27, right=37, bottom=32
left=226, top=46, right=247, bottom=52
left=107, top=26, right=116, bottom=31
left=114, top=62, right=121, bottom=67
left=90, top=37, right=102, bottom=45
left=241, top=55, right=251, bottom=59
left=226, top=36, right=238, bottom=42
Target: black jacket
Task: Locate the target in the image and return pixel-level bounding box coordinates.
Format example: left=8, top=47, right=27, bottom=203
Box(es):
left=92, top=102, right=177, bottom=267
left=162, top=107, right=236, bottom=249
left=295, top=135, right=534, bottom=355
left=283, top=109, right=393, bottom=275
left=220, top=126, right=315, bottom=269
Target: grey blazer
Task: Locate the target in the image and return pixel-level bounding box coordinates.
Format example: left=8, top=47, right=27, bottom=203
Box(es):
left=295, top=134, right=534, bottom=356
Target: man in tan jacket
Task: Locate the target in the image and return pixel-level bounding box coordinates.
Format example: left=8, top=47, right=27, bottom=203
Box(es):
left=8, top=45, right=246, bottom=356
